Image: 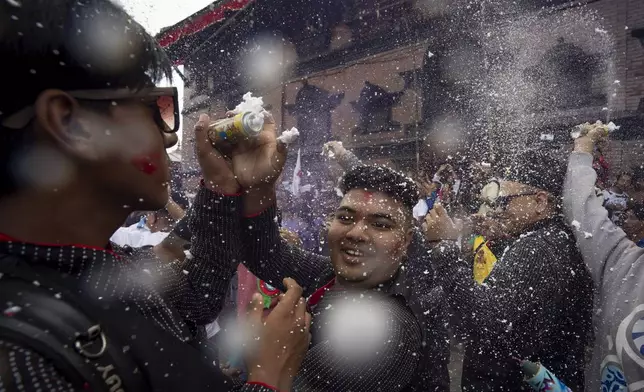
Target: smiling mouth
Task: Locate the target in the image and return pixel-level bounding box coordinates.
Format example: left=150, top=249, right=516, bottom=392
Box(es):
left=342, top=248, right=364, bottom=257
left=341, top=248, right=367, bottom=265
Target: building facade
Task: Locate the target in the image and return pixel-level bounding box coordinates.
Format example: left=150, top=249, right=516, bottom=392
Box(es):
left=158, top=0, right=643, bottom=194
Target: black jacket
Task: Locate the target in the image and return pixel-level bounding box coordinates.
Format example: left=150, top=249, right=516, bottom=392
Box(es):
left=0, top=188, right=274, bottom=392
left=432, top=218, right=594, bottom=391
left=237, top=205, right=450, bottom=392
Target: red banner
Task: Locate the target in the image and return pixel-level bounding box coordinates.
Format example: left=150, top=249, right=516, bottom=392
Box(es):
left=157, top=0, right=253, bottom=49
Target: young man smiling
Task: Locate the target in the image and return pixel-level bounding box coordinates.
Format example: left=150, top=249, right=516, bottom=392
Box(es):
left=200, top=113, right=450, bottom=392
left=245, top=165, right=448, bottom=391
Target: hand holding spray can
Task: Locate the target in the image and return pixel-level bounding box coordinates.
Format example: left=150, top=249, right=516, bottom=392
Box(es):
left=519, top=359, right=572, bottom=392
left=207, top=111, right=264, bottom=145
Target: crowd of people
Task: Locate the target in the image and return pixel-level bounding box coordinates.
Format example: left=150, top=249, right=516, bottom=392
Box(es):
left=0, top=1, right=643, bottom=392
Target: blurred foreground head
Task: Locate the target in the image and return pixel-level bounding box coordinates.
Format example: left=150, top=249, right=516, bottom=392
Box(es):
left=328, top=165, right=419, bottom=289
left=477, top=148, right=566, bottom=238
left=0, top=0, right=177, bottom=211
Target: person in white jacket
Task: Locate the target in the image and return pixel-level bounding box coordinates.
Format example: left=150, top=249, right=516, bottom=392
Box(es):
left=564, top=126, right=644, bottom=392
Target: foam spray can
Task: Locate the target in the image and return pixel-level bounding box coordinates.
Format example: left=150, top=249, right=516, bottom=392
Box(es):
left=520, top=359, right=573, bottom=392
left=208, top=111, right=264, bottom=144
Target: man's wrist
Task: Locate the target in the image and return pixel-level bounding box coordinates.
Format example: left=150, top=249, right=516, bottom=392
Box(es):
left=243, top=185, right=276, bottom=217
left=202, top=177, right=241, bottom=196
left=574, top=137, right=594, bottom=154
left=247, top=369, right=280, bottom=390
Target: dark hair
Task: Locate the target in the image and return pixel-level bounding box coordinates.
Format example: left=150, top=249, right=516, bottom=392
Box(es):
left=0, top=0, right=172, bottom=117
left=501, top=148, right=567, bottom=197
left=340, top=165, right=420, bottom=211
left=0, top=0, right=173, bottom=197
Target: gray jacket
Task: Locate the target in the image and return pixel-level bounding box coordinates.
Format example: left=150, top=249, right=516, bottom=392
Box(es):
left=564, top=151, right=644, bottom=392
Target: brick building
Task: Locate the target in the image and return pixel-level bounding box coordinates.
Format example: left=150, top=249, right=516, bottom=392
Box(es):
left=157, top=0, right=643, bottom=195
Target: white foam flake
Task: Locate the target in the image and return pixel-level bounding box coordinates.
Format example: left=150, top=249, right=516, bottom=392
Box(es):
left=231, top=92, right=264, bottom=115
left=277, top=127, right=300, bottom=145
left=322, top=295, right=388, bottom=361
left=4, top=306, right=22, bottom=316
left=571, top=220, right=581, bottom=230
left=14, top=145, right=75, bottom=190
left=584, top=232, right=593, bottom=239
left=595, top=27, right=608, bottom=34
left=6, top=0, right=21, bottom=7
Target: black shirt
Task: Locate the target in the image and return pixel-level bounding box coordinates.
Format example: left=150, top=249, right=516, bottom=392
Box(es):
left=237, top=205, right=448, bottom=391
left=432, top=219, right=594, bottom=391
left=0, top=188, right=274, bottom=392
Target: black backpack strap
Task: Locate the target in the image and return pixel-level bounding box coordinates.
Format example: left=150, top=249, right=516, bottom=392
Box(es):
left=0, top=255, right=150, bottom=392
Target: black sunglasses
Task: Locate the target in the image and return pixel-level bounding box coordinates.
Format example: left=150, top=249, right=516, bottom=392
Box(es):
left=1, top=87, right=180, bottom=133
left=480, top=180, right=540, bottom=210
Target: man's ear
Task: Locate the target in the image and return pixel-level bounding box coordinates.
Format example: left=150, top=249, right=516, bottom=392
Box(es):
left=33, top=90, right=97, bottom=160
left=535, top=191, right=549, bottom=214
left=404, top=227, right=414, bottom=248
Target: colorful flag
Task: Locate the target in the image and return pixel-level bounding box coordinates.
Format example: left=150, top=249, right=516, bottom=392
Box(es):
left=291, top=148, right=302, bottom=197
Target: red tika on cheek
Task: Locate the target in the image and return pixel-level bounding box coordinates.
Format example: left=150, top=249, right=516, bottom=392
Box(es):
left=130, top=151, right=162, bottom=175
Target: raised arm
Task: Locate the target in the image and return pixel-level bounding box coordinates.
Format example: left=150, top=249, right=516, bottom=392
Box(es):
left=563, top=134, right=644, bottom=289
left=242, top=198, right=334, bottom=297
left=324, top=141, right=363, bottom=172
left=175, top=185, right=243, bottom=325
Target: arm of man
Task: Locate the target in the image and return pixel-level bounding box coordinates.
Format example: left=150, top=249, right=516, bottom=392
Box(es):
left=242, top=201, right=334, bottom=297
left=154, top=185, right=244, bottom=329
left=153, top=211, right=191, bottom=262
left=564, top=151, right=644, bottom=290
left=165, top=197, right=186, bottom=221
left=292, top=298, right=422, bottom=392
left=336, top=148, right=362, bottom=172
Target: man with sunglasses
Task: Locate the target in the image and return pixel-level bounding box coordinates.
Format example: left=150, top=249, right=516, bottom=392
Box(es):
left=425, top=148, right=594, bottom=391
left=0, top=1, right=309, bottom=391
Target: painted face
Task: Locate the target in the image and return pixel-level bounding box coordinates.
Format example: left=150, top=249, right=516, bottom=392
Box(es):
left=82, top=100, right=170, bottom=211
left=328, top=189, right=412, bottom=289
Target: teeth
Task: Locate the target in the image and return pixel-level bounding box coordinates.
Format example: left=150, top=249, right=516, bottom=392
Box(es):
left=345, top=249, right=363, bottom=256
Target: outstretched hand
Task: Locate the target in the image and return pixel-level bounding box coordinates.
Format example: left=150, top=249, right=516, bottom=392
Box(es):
left=574, top=123, right=609, bottom=154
